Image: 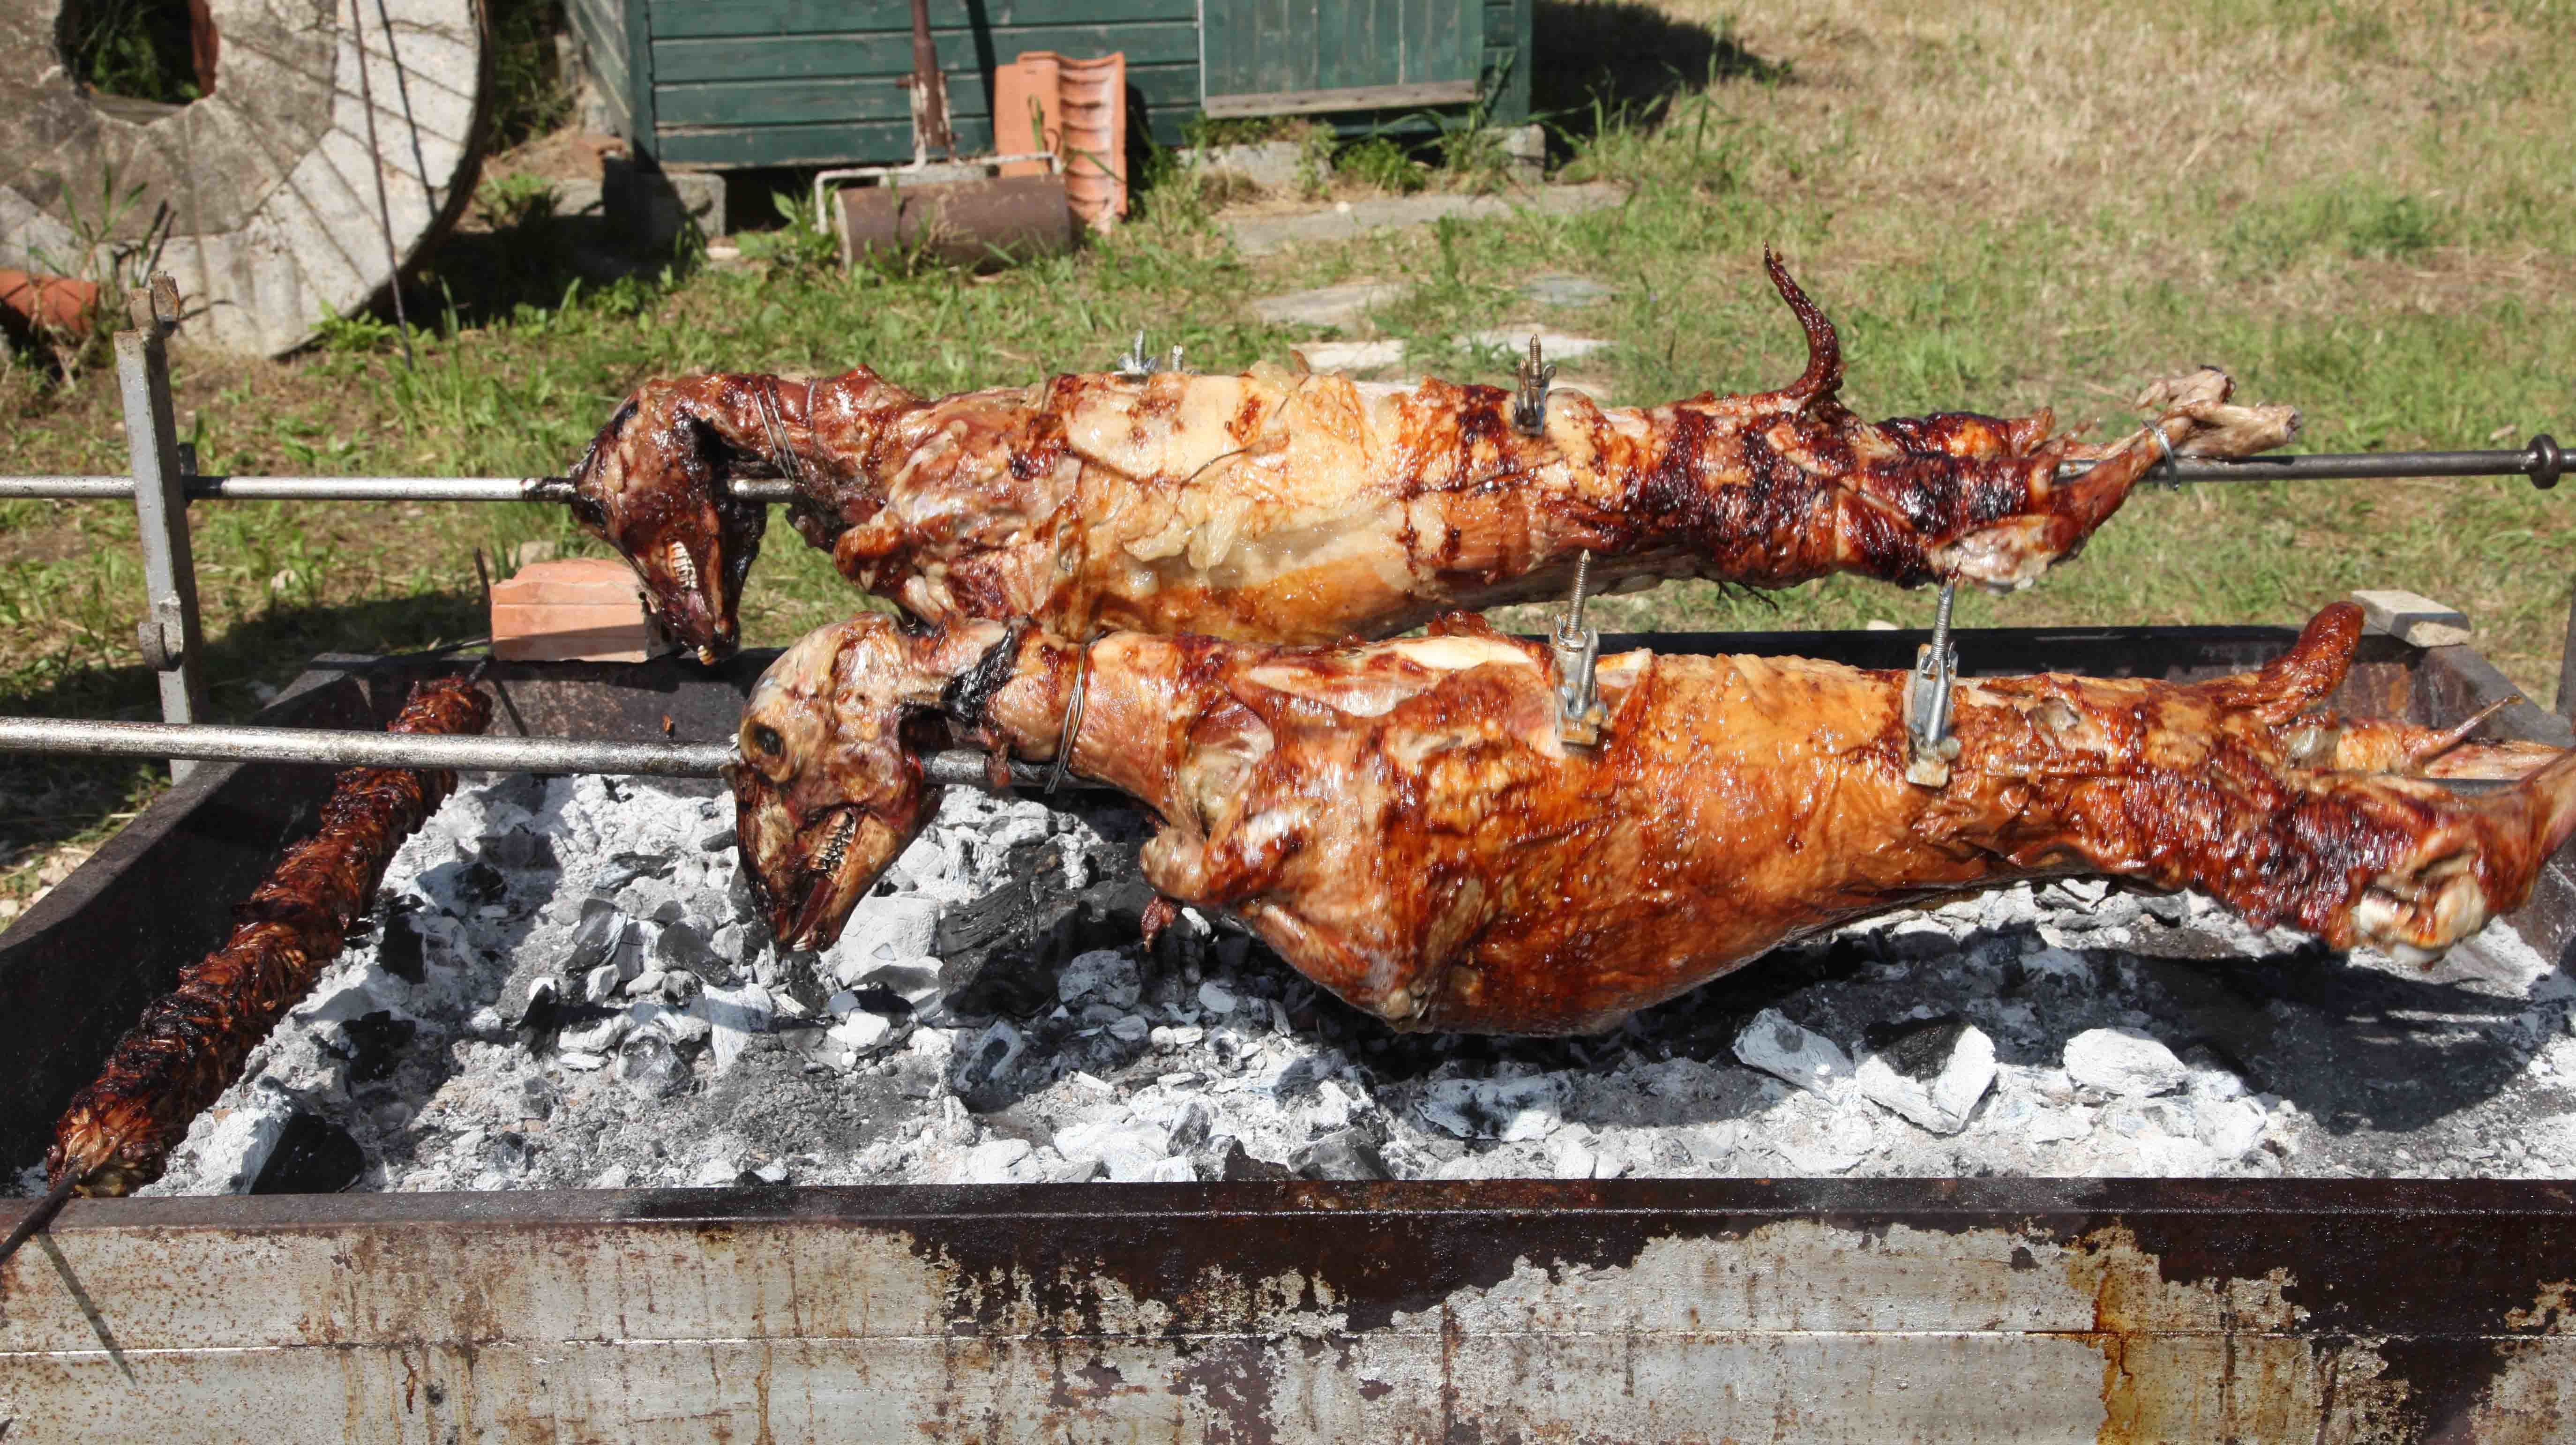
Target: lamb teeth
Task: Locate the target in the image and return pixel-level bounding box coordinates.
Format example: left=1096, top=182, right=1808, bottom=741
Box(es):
left=666, top=541, right=701, bottom=590
left=814, top=811, right=855, bottom=874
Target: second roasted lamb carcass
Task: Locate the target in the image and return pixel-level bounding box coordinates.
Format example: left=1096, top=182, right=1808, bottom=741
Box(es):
left=728, top=603, right=2576, bottom=1035
left=570, top=254, right=2299, bottom=660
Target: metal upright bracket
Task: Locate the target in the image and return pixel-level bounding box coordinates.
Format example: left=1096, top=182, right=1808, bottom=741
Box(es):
left=1513, top=335, right=1555, bottom=436
left=1551, top=551, right=1606, bottom=747
left=1115, top=330, right=1157, bottom=379
left=1904, top=580, right=1962, bottom=788
left=118, top=273, right=208, bottom=782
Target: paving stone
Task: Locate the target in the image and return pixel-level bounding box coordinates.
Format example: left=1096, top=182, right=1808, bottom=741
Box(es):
left=1250, top=280, right=1407, bottom=327
left=1520, top=273, right=1612, bottom=307
left=1227, top=182, right=1629, bottom=258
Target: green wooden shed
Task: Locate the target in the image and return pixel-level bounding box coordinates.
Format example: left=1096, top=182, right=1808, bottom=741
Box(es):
left=568, top=0, right=1533, bottom=170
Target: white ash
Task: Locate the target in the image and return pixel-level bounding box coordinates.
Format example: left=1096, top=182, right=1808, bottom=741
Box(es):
left=107, top=771, right=2576, bottom=1198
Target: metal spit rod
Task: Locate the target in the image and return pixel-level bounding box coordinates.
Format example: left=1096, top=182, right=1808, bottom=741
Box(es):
left=0, top=708, right=2519, bottom=801
left=0, top=715, right=1048, bottom=789
left=0, top=475, right=795, bottom=503
left=0, top=439, right=2562, bottom=500
left=2059, top=436, right=2563, bottom=488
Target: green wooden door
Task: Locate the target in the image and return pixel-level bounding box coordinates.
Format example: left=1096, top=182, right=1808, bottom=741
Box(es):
left=1201, top=0, right=1482, bottom=117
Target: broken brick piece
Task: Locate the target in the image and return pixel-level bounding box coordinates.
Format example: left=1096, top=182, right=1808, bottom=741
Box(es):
left=490, top=557, right=667, bottom=663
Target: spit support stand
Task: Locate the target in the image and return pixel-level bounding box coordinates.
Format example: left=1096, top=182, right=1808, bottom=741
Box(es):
left=119, top=273, right=207, bottom=782
left=1905, top=579, right=1963, bottom=787
left=1551, top=551, right=1607, bottom=746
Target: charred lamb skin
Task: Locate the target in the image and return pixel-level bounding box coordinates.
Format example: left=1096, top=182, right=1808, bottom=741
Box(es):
left=46, top=679, right=493, bottom=1195
left=729, top=603, right=2576, bottom=1036
left=569, top=253, right=2298, bottom=660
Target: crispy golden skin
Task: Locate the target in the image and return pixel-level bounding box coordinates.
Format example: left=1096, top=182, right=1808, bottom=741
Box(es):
left=572, top=254, right=2297, bottom=661
left=730, top=603, right=2576, bottom=1035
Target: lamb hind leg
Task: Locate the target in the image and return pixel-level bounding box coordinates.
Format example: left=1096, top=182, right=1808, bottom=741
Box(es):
left=1960, top=604, right=2576, bottom=961
left=1928, top=369, right=2303, bottom=590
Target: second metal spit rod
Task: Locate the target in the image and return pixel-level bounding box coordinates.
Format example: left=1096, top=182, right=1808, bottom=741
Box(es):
left=0, top=715, right=1062, bottom=790
left=0, top=437, right=2562, bottom=501
left=0, top=713, right=2519, bottom=794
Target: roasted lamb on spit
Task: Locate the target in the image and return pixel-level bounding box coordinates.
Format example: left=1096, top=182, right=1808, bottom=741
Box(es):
left=728, top=603, right=2576, bottom=1035
left=569, top=254, right=2299, bottom=661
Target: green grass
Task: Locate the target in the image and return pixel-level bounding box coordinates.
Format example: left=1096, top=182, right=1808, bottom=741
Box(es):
left=60, top=0, right=202, bottom=105
left=4, top=0, right=2572, bottom=903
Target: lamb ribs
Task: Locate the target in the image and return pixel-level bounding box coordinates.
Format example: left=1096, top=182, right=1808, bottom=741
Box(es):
left=45, top=679, right=491, bottom=1196
left=729, top=604, right=2576, bottom=1035
left=569, top=254, right=2299, bottom=660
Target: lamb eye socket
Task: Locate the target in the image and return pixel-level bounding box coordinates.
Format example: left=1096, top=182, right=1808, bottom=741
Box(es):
left=750, top=724, right=784, bottom=757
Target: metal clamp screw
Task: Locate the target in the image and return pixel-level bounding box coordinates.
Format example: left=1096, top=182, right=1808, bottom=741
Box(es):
left=2141, top=422, right=2179, bottom=490
left=1115, top=330, right=1157, bottom=379
left=753, top=378, right=807, bottom=485
left=135, top=595, right=187, bottom=671
left=1551, top=551, right=1606, bottom=746
left=1513, top=335, right=1555, bottom=436
left=1905, top=580, right=1962, bottom=787
left=1048, top=640, right=1095, bottom=795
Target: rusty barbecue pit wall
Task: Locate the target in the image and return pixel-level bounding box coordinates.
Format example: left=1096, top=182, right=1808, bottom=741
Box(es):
left=3, top=625, right=2576, bottom=1438
left=5, top=1180, right=2576, bottom=1437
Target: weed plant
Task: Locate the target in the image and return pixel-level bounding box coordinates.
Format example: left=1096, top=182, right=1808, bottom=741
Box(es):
left=59, top=0, right=202, bottom=104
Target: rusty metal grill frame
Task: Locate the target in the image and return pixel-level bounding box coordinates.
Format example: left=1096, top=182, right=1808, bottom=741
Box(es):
left=5, top=623, right=2574, bottom=1435
left=7, top=294, right=2576, bottom=1435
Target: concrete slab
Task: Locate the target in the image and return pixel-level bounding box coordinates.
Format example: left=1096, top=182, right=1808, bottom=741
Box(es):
left=1520, top=273, right=1613, bottom=307
left=1228, top=182, right=1629, bottom=258
left=604, top=161, right=725, bottom=252
left=1292, top=339, right=1408, bottom=372
left=1254, top=273, right=1611, bottom=328
left=1251, top=281, right=1408, bottom=327
left=1462, top=328, right=1614, bottom=360
left=1178, top=141, right=1306, bottom=193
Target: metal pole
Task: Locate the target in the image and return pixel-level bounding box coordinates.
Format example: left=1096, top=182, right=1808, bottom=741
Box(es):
left=0, top=475, right=798, bottom=502
left=116, top=277, right=208, bottom=781
left=0, top=717, right=728, bottom=775
left=179, top=476, right=581, bottom=501
left=0, top=716, right=1061, bottom=789
left=2055, top=435, right=2562, bottom=487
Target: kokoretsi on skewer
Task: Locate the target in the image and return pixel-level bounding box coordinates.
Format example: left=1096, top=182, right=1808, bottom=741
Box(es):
left=45, top=679, right=492, bottom=1196
left=570, top=252, right=2298, bottom=662
left=727, top=603, right=2576, bottom=1036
